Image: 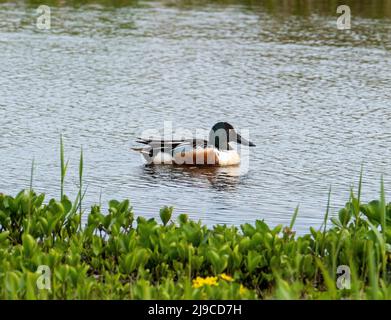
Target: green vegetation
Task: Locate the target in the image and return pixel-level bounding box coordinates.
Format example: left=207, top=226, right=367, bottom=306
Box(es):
left=2, top=0, right=391, bottom=19
left=0, top=143, right=391, bottom=299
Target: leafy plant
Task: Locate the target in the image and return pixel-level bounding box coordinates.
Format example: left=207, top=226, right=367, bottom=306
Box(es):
left=1, top=141, right=390, bottom=299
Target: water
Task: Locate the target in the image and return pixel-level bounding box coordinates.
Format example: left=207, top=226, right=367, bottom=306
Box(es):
left=1, top=0, right=391, bottom=234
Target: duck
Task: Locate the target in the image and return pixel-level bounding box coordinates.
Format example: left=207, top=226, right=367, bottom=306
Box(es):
left=131, top=122, right=255, bottom=166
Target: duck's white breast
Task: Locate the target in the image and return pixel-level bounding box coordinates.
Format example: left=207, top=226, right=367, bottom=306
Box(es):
left=217, top=150, right=241, bottom=166
left=144, top=151, right=173, bottom=164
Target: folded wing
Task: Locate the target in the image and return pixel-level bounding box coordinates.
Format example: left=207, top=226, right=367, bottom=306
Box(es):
left=132, top=137, right=208, bottom=158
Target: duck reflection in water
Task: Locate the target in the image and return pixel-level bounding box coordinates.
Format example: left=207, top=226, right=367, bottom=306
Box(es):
left=140, top=164, right=247, bottom=191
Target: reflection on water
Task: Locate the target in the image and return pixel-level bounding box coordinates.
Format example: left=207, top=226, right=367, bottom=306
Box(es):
left=141, top=164, right=244, bottom=191
left=3, top=0, right=391, bottom=19
left=0, top=0, right=391, bottom=233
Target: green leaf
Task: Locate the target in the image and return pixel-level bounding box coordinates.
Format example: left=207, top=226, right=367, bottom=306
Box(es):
left=61, top=195, right=72, bottom=215
left=22, top=234, right=37, bottom=258
left=240, top=223, right=255, bottom=237
left=160, top=206, right=173, bottom=226
left=289, top=205, right=299, bottom=230
left=246, top=250, right=262, bottom=273
left=338, top=208, right=351, bottom=226
left=178, top=214, right=188, bottom=224
left=0, top=231, right=10, bottom=243
left=5, top=272, right=19, bottom=293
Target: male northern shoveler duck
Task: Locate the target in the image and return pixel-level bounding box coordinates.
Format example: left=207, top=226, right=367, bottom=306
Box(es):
left=132, top=122, right=255, bottom=166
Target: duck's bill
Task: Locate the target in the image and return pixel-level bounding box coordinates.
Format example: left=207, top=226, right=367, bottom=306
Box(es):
left=236, top=134, right=256, bottom=147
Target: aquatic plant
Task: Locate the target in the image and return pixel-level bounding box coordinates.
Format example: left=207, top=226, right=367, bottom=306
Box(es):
left=1, top=178, right=391, bottom=299
left=0, top=143, right=390, bottom=299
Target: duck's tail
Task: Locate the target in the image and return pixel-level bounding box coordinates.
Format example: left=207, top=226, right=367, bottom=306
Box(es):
left=131, top=147, right=150, bottom=155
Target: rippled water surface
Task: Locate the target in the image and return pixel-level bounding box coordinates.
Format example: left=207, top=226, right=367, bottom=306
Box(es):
left=1, top=0, right=391, bottom=233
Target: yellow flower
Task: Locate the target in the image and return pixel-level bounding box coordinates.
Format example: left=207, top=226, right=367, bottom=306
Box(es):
left=239, top=284, right=247, bottom=295
left=203, top=276, right=218, bottom=286
left=192, top=277, right=204, bottom=288
left=220, top=273, right=234, bottom=282
left=192, top=276, right=219, bottom=288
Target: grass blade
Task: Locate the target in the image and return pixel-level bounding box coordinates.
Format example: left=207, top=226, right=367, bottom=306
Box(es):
left=380, top=175, right=386, bottom=235
left=357, top=163, right=363, bottom=205
left=79, top=146, right=84, bottom=229
left=289, top=205, right=299, bottom=230
left=323, top=186, right=331, bottom=234
left=60, top=135, right=69, bottom=200
left=367, top=240, right=379, bottom=300
left=29, top=157, right=34, bottom=193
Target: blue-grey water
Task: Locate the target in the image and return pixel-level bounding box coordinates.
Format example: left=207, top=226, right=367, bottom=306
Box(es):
left=1, top=0, right=391, bottom=233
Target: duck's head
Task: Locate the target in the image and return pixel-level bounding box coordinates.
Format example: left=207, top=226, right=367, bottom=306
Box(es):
left=208, top=122, right=256, bottom=150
